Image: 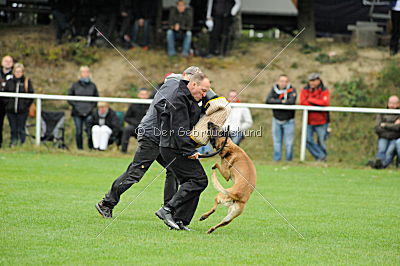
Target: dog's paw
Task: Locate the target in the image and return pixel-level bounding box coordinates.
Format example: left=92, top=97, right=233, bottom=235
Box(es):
left=199, top=215, right=207, bottom=221
left=211, top=163, right=218, bottom=170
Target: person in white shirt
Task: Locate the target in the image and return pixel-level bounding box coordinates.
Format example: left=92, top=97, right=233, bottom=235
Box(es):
left=223, top=90, right=252, bottom=145
left=390, top=0, right=400, bottom=55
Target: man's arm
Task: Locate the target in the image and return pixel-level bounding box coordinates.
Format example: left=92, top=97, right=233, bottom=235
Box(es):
left=185, top=8, right=193, bottom=31
left=67, top=83, right=76, bottom=107
left=285, top=88, right=297, bottom=105
left=299, top=88, right=310, bottom=105
left=240, top=108, right=253, bottom=131
left=170, top=98, right=197, bottom=157
left=307, top=89, right=330, bottom=106
left=124, top=104, right=136, bottom=126
left=266, top=89, right=282, bottom=104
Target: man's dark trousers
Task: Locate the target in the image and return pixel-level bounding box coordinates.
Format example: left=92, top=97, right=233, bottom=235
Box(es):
left=102, top=137, right=178, bottom=208
left=391, top=10, right=400, bottom=54
left=160, top=147, right=208, bottom=225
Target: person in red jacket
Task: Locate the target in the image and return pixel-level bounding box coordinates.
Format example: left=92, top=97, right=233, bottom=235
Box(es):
left=300, top=73, right=330, bottom=161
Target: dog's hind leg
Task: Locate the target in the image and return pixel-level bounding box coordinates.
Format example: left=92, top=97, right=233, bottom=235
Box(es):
left=207, top=202, right=244, bottom=234
left=199, top=193, right=222, bottom=221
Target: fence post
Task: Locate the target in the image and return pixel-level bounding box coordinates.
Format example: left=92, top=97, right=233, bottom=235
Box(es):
left=300, top=109, right=308, bottom=161
left=35, top=98, right=41, bottom=146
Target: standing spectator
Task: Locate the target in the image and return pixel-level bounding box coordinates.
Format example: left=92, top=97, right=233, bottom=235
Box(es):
left=121, top=88, right=150, bottom=153
left=300, top=73, right=330, bottom=161
left=68, top=66, right=99, bottom=150
left=223, top=90, right=252, bottom=146
left=94, top=0, right=120, bottom=46
left=0, top=55, right=14, bottom=148
left=4, top=63, right=34, bottom=146
left=206, top=0, right=241, bottom=57
left=50, top=0, right=74, bottom=44
left=266, top=74, right=297, bottom=161
left=390, top=0, right=400, bottom=56
left=167, top=0, right=193, bottom=57
left=88, top=102, right=122, bottom=151
left=368, top=96, right=400, bottom=169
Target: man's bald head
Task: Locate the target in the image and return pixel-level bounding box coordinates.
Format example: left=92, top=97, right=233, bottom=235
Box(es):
left=2, top=55, right=14, bottom=71
left=388, top=95, right=399, bottom=109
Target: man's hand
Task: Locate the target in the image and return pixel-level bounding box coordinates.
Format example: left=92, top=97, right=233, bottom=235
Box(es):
left=281, top=99, right=287, bottom=104
left=174, top=23, right=180, bottom=31
left=121, top=11, right=128, bottom=17
left=381, top=122, right=386, bottom=127
left=188, top=152, right=201, bottom=159
left=395, top=119, right=400, bottom=125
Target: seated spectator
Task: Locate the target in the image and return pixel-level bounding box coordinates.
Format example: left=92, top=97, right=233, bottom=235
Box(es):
left=0, top=55, right=14, bottom=148
left=223, top=90, right=253, bottom=146
left=121, top=88, right=150, bottom=153
left=68, top=66, right=99, bottom=150
left=300, top=73, right=330, bottom=161
left=4, top=63, right=34, bottom=147
left=167, top=0, right=193, bottom=57
left=89, top=102, right=122, bottom=151
left=368, top=95, right=400, bottom=169
left=266, top=74, right=297, bottom=161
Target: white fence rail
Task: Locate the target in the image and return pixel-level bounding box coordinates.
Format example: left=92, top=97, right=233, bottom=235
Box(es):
left=1, top=92, right=400, bottom=161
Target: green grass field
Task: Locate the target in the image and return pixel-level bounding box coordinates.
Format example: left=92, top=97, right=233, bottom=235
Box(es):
left=0, top=151, right=399, bottom=265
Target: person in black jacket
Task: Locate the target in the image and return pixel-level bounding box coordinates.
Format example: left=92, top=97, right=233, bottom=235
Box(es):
left=155, top=73, right=210, bottom=230
left=95, top=66, right=201, bottom=223
left=50, top=0, right=74, bottom=44
left=88, top=102, right=122, bottom=151
left=68, top=66, right=99, bottom=150
left=121, top=88, right=150, bottom=153
left=266, top=74, right=297, bottom=161
left=206, top=0, right=241, bottom=57
left=4, top=63, right=34, bottom=146
left=167, top=0, right=193, bottom=56
left=0, top=55, right=14, bottom=148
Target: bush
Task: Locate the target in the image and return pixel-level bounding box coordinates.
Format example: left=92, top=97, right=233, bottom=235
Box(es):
left=332, top=78, right=369, bottom=107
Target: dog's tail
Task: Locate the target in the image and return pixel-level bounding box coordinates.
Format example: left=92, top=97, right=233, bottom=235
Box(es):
left=212, top=170, right=229, bottom=196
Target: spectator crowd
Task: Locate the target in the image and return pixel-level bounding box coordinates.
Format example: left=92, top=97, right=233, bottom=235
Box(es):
left=50, top=0, right=241, bottom=58
left=1, top=53, right=399, bottom=168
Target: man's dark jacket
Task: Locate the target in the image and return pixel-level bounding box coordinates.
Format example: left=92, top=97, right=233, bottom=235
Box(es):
left=124, top=103, right=149, bottom=128
left=266, top=85, right=297, bottom=121
left=1, top=69, right=13, bottom=106
left=67, top=80, right=99, bottom=117
left=4, top=76, right=34, bottom=114
left=159, top=80, right=201, bottom=157
left=212, top=0, right=235, bottom=18
left=375, top=112, right=400, bottom=140
left=88, top=108, right=122, bottom=141
left=168, top=6, right=193, bottom=31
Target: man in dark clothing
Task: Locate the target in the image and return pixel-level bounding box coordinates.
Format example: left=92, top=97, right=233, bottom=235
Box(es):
left=155, top=73, right=211, bottom=231
left=368, top=96, right=400, bottom=169
left=88, top=102, right=122, bottom=151
left=206, top=0, right=241, bottom=57
left=167, top=0, right=193, bottom=56
left=121, top=88, right=150, bottom=153
left=50, top=0, right=74, bottom=44
left=266, top=74, right=297, bottom=161
left=67, top=66, right=99, bottom=150
left=94, top=0, right=120, bottom=45
left=0, top=55, right=14, bottom=148
left=96, top=66, right=202, bottom=227
left=390, top=0, right=400, bottom=56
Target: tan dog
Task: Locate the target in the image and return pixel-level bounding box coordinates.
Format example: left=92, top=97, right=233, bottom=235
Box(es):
left=199, top=125, right=257, bottom=234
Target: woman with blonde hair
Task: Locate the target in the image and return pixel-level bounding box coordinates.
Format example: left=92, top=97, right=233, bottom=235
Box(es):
left=4, top=63, right=34, bottom=146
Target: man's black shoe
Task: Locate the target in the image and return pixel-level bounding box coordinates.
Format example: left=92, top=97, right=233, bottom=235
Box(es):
left=155, top=206, right=180, bottom=230
left=176, top=221, right=194, bottom=231
left=95, top=201, right=113, bottom=219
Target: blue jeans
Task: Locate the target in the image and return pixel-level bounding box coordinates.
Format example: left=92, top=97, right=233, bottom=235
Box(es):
left=306, top=123, right=328, bottom=160
left=167, top=29, right=192, bottom=56
left=73, top=115, right=92, bottom=150
left=198, top=143, right=213, bottom=154
left=377, top=138, right=400, bottom=167
left=7, top=112, right=28, bottom=145
left=131, top=19, right=150, bottom=46
left=272, top=118, right=295, bottom=161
